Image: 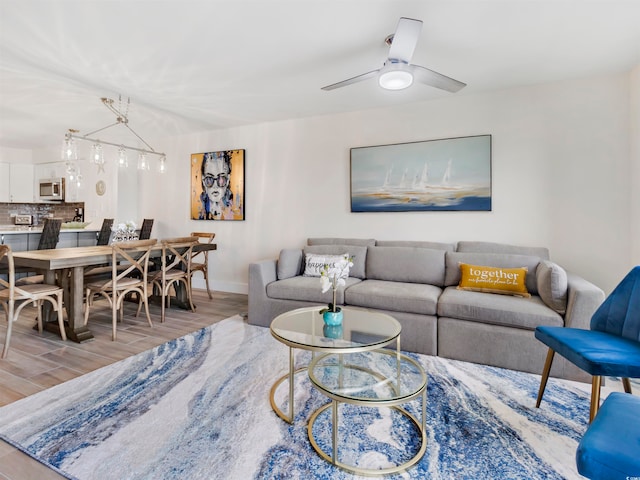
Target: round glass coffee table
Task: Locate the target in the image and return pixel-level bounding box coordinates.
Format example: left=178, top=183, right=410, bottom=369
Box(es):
left=308, top=350, right=427, bottom=476
left=270, top=306, right=402, bottom=424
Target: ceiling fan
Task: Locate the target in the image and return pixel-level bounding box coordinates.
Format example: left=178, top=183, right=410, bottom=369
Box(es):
left=321, top=17, right=466, bottom=93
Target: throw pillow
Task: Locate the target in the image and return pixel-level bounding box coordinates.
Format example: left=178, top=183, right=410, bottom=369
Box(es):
left=536, top=260, right=568, bottom=314
left=457, top=263, right=531, bottom=298
left=304, top=245, right=367, bottom=279
left=303, top=253, right=351, bottom=278
left=277, top=249, right=303, bottom=280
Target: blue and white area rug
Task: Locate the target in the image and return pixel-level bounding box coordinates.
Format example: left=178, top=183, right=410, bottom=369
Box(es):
left=0, top=316, right=597, bottom=479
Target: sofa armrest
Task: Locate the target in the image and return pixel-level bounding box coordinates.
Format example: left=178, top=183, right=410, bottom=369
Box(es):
left=248, top=259, right=278, bottom=327
left=563, top=272, right=605, bottom=329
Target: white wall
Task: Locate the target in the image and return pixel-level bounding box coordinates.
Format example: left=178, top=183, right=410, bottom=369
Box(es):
left=0, top=147, right=32, bottom=164
left=139, top=71, right=635, bottom=295
left=630, top=65, right=640, bottom=266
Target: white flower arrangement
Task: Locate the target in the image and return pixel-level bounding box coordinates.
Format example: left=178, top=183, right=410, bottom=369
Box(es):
left=111, top=220, right=138, bottom=243
left=319, top=254, right=354, bottom=313
left=112, top=220, right=137, bottom=234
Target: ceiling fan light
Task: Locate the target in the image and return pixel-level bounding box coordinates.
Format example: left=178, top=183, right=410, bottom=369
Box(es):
left=379, top=69, right=413, bottom=90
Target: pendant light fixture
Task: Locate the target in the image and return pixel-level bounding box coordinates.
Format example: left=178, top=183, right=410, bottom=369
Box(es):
left=62, top=96, right=167, bottom=172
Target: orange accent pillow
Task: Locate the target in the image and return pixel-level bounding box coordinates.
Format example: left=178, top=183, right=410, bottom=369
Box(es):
left=457, top=263, right=531, bottom=298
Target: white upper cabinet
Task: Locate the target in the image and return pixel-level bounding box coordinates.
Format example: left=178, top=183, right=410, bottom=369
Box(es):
left=0, top=163, right=35, bottom=203
left=0, top=163, right=9, bottom=202
left=35, top=162, right=67, bottom=180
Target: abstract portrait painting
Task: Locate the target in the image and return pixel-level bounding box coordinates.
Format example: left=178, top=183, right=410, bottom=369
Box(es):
left=351, top=135, right=491, bottom=212
left=191, top=149, right=245, bottom=220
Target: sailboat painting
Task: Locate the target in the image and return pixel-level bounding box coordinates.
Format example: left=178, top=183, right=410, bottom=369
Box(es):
left=350, top=135, right=491, bottom=212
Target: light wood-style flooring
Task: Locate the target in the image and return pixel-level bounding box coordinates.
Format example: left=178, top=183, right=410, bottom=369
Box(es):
left=0, top=289, right=248, bottom=480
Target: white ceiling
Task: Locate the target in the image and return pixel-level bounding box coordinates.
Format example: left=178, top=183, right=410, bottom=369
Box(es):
left=1, top=0, right=639, bottom=151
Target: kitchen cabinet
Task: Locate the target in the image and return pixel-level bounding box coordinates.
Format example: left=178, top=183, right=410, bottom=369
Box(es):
left=78, top=231, right=98, bottom=246
left=0, top=163, right=35, bottom=203
left=0, top=232, right=28, bottom=250
left=0, top=229, right=99, bottom=250
left=35, top=162, right=67, bottom=181
left=0, top=163, right=9, bottom=202
left=10, top=164, right=35, bottom=202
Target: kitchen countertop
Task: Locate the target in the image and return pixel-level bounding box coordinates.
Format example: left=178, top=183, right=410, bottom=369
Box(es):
left=0, top=226, right=99, bottom=234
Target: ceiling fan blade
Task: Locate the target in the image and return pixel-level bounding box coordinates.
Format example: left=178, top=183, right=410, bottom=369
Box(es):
left=411, top=64, right=467, bottom=93
left=388, top=17, right=423, bottom=63
left=321, top=69, right=380, bottom=91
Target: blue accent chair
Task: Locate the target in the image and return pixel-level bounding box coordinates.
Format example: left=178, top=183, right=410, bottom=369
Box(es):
left=535, top=266, right=640, bottom=422
left=576, top=392, right=640, bottom=479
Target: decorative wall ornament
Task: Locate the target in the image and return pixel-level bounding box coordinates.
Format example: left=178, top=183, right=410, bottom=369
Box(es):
left=350, top=135, right=492, bottom=212
left=191, top=150, right=245, bottom=221
left=95, top=180, right=106, bottom=196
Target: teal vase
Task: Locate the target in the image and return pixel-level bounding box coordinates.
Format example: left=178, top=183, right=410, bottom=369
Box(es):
left=323, top=324, right=343, bottom=339
left=322, top=309, right=343, bottom=326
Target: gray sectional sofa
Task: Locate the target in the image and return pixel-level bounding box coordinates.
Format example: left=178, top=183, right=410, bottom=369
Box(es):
left=248, top=238, right=605, bottom=382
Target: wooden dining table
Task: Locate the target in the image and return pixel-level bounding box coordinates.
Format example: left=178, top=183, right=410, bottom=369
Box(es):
left=11, top=242, right=217, bottom=343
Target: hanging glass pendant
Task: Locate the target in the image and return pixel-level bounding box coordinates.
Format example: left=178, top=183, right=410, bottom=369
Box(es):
left=61, top=135, right=77, bottom=161
left=137, top=152, right=149, bottom=171
left=91, top=143, right=104, bottom=165
left=117, top=146, right=128, bottom=168
left=158, top=155, right=167, bottom=173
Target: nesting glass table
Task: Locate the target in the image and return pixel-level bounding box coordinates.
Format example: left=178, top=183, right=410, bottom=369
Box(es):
left=270, top=306, right=427, bottom=475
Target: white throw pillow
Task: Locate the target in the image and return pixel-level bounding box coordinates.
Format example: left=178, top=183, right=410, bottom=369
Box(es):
left=303, top=253, right=350, bottom=278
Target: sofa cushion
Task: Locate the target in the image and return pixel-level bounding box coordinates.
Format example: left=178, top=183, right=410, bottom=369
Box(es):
left=375, top=240, right=456, bottom=251
left=304, top=245, right=367, bottom=279
left=536, top=260, right=568, bottom=314
left=267, top=275, right=361, bottom=304
left=345, top=279, right=441, bottom=316
left=445, top=251, right=542, bottom=294
left=303, top=253, right=351, bottom=278
left=308, top=237, right=376, bottom=247
left=438, top=286, right=563, bottom=330
left=277, top=248, right=303, bottom=280
left=458, top=263, right=531, bottom=298
left=366, top=246, right=446, bottom=286
left=456, top=241, right=550, bottom=260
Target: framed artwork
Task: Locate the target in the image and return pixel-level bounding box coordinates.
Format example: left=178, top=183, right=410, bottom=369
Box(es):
left=191, top=149, right=245, bottom=220
left=350, top=135, right=492, bottom=212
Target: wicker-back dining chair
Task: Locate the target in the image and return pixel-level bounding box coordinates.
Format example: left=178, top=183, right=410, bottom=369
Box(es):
left=1, top=245, right=66, bottom=358
left=96, top=218, right=114, bottom=246
left=139, top=219, right=154, bottom=240
left=15, top=217, right=63, bottom=280
left=38, top=218, right=63, bottom=250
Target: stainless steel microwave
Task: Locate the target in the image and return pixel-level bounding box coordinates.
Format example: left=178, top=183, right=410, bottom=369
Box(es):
left=39, top=178, right=65, bottom=201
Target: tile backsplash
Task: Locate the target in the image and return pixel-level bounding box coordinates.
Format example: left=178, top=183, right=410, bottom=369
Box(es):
left=0, top=202, right=85, bottom=226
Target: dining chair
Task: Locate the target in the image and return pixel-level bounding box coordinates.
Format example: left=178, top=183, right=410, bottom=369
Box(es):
left=15, top=217, right=64, bottom=281
left=38, top=218, right=63, bottom=250
left=83, top=239, right=157, bottom=341
left=139, top=219, right=154, bottom=240
left=1, top=245, right=66, bottom=359
left=189, top=232, right=215, bottom=299
left=534, top=266, right=640, bottom=422
left=96, top=218, right=114, bottom=246
left=148, top=237, right=198, bottom=323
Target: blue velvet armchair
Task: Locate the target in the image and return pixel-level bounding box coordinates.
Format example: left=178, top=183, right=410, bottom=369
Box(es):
left=576, top=392, right=640, bottom=479
left=534, top=266, right=640, bottom=422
